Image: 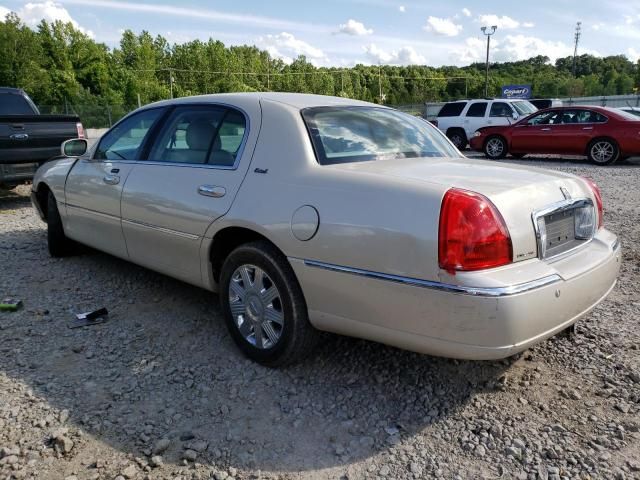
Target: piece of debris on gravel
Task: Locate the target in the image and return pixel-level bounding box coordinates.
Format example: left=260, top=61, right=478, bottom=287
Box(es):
left=1, top=159, right=639, bottom=479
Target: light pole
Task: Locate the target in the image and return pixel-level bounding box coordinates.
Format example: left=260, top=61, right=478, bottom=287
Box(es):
left=481, top=26, right=497, bottom=97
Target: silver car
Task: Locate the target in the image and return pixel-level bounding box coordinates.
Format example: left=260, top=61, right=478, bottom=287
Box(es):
left=31, top=93, right=621, bottom=366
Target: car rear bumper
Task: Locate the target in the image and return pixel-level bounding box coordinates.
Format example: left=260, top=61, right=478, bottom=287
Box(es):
left=0, top=162, right=39, bottom=186
left=290, top=230, right=620, bottom=360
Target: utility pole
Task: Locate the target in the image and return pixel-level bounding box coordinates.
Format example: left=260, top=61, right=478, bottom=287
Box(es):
left=169, top=69, right=174, bottom=99
left=378, top=63, right=383, bottom=103
left=572, top=22, right=582, bottom=77
left=481, top=26, right=497, bottom=97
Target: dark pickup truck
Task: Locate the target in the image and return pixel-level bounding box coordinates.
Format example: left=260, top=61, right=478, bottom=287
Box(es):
left=0, top=87, right=83, bottom=188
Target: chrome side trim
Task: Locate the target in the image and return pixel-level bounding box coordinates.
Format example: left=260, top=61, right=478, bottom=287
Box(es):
left=66, top=203, right=120, bottom=221
left=302, top=259, right=561, bottom=297
left=121, top=219, right=200, bottom=240
left=612, top=238, right=620, bottom=251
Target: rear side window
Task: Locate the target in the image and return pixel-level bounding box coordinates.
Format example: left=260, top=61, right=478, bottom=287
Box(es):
left=0, top=93, right=36, bottom=115
left=148, top=105, right=246, bottom=167
left=466, top=102, right=488, bottom=117
left=437, top=102, right=467, bottom=117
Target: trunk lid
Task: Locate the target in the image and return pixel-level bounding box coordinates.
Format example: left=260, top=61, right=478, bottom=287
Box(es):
left=329, top=157, right=595, bottom=262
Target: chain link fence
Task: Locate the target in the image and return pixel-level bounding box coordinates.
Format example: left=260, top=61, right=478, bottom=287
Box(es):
left=38, top=105, right=137, bottom=128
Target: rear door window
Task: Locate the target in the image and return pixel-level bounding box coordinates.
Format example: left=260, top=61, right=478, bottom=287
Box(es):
left=0, top=93, right=36, bottom=115
left=147, top=105, right=246, bottom=167
left=437, top=102, right=467, bottom=117
left=466, top=102, right=488, bottom=117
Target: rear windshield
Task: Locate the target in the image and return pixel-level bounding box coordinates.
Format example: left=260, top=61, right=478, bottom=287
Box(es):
left=437, top=102, right=467, bottom=117
left=616, top=109, right=640, bottom=120
left=302, top=106, right=460, bottom=165
left=0, top=93, right=36, bottom=115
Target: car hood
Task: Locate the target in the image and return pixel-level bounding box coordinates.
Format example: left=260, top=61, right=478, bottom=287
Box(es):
left=328, top=157, right=595, bottom=262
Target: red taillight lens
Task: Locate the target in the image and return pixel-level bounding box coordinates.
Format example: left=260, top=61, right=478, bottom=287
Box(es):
left=438, top=188, right=513, bottom=274
left=582, top=177, right=603, bottom=228
left=76, top=122, right=85, bottom=139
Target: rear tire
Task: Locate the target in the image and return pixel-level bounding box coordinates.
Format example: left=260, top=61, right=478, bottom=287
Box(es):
left=47, top=191, right=75, bottom=257
left=446, top=129, right=467, bottom=150
left=219, top=240, right=319, bottom=367
left=587, top=138, right=619, bottom=165
left=484, top=136, right=508, bottom=160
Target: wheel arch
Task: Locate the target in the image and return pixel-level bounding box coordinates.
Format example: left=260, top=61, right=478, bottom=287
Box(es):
left=33, top=182, right=52, bottom=221
left=208, top=226, right=289, bottom=285
left=585, top=136, right=619, bottom=156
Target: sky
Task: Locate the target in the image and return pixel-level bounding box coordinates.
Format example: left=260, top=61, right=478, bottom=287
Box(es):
left=1, top=0, right=639, bottom=68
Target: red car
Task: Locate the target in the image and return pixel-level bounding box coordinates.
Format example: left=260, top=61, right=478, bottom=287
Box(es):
left=469, top=106, right=640, bottom=165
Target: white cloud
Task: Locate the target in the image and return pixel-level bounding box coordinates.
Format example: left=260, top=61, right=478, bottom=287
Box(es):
left=591, top=22, right=604, bottom=31
left=363, top=44, right=426, bottom=65
left=522, top=22, right=535, bottom=28
left=259, top=32, right=327, bottom=65
left=9, top=1, right=93, bottom=36
left=399, top=5, right=405, bottom=13
left=462, top=8, right=471, bottom=17
left=477, top=14, right=520, bottom=29
left=0, top=6, right=10, bottom=19
left=450, top=34, right=594, bottom=64
left=627, top=48, right=640, bottom=63
left=336, top=19, right=373, bottom=36
left=424, top=16, right=463, bottom=37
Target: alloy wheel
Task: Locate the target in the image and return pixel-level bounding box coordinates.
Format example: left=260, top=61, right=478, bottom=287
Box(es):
left=590, top=141, right=614, bottom=164
left=486, top=138, right=504, bottom=158
left=228, top=264, right=284, bottom=349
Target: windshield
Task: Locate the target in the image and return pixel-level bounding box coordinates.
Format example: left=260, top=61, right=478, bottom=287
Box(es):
left=302, top=106, right=460, bottom=165
left=512, top=101, right=537, bottom=115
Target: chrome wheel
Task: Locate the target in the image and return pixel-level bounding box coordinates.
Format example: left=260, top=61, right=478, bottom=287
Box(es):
left=486, top=138, right=505, bottom=158
left=228, top=264, right=284, bottom=349
left=590, top=141, right=614, bottom=164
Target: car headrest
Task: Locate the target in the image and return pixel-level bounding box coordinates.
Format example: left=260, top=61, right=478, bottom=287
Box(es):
left=185, top=119, right=214, bottom=151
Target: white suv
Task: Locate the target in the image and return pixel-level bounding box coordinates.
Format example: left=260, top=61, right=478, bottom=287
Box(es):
left=434, top=99, right=538, bottom=149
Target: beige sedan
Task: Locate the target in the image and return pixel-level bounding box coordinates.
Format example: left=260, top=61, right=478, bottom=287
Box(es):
left=30, top=93, right=621, bottom=366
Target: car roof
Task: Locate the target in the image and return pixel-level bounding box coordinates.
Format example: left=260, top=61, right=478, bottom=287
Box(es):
left=0, top=87, right=25, bottom=94
left=143, top=92, right=376, bottom=111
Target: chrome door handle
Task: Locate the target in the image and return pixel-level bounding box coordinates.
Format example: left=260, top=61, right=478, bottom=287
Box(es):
left=541, top=128, right=551, bottom=131
left=198, top=185, right=226, bottom=198
left=103, top=174, right=120, bottom=185
left=9, top=133, right=29, bottom=140
left=582, top=127, right=593, bottom=130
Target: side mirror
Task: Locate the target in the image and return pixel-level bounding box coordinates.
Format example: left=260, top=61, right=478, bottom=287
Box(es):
left=512, top=112, right=519, bottom=120
left=62, top=138, right=88, bottom=157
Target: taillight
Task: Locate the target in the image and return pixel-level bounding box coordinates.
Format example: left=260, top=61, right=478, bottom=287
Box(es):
left=582, top=177, right=603, bottom=228
left=438, top=188, right=513, bottom=274
left=76, top=122, right=85, bottom=139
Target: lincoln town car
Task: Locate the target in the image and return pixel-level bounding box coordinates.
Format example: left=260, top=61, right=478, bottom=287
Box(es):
left=30, top=93, right=621, bottom=366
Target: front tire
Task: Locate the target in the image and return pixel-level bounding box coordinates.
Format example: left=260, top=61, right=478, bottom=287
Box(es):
left=47, top=191, right=75, bottom=257
left=447, top=129, right=467, bottom=150
left=219, top=240, right=319, bottom=367
left=588, top=139, right=619, bottom=165
left=484, top=136, right=508, bottom=159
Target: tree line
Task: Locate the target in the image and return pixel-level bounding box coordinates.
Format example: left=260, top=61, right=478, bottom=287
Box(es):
left=1, top=13, right=639, bottom=124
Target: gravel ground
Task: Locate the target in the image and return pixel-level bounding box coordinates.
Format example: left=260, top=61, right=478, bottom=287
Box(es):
left=1, top=156, right=639, bottom=480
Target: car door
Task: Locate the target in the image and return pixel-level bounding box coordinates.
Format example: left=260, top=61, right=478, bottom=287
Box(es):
left=120, top=104, right=254, bottom=285
left=510, top=110, right=562, bottom=153
left=64, top=108, right=165, bottom=258
left=462, top=102, right=488, bottom=138
left=553, top=109, right=607, bottom=154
